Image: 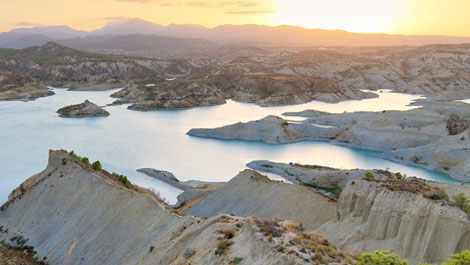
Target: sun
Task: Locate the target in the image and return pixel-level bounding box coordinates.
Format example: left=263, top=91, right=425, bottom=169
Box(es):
left=269, top=0, right=406, bottom=33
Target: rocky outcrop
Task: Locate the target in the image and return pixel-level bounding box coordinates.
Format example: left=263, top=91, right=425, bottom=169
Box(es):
left=247, top=160, right=393, bottom=188
left=0, top=70, right=54, bottom=101
left=137, top=168, right=193, bottom=190
left=0, top=150, right=313, bottom=265
left=187, top=170, right=337, bottom=231
left=137, top=168, right=222, bottom=190
left=111, top=73, right=376, bottom=110
left=57, top=100, right=110, bottom=117
left=188, top=101, right=470, bottom=181
left=112, top=82, right=227, bottom=110
left=188, top=115, right=339, bottom=144
left=316, top=179, right=470, bottom=265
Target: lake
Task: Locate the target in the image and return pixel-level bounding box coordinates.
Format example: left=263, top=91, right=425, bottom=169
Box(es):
left=0, top=88, right=458, bottom=204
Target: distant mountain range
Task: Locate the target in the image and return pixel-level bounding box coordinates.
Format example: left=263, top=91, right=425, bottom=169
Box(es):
left=1, top=18, right=470, bottom=53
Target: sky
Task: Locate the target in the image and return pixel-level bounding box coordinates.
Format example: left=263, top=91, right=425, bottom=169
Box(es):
left=0, top=0, right=469, bottom=36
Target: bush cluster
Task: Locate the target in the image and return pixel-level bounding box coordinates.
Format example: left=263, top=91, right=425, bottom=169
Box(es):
left=69, top=151, right=90, bottom=165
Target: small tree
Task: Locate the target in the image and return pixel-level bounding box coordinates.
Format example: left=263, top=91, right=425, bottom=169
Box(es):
left=355, top=250, right=408, bottom=265
left=80, top=157, right=89, bottom=164
left=91, top=160, right=102, bottom=171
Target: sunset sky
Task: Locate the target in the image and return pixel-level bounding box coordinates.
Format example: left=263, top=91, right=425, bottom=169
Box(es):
left=1, top=0, right=469, bottom=36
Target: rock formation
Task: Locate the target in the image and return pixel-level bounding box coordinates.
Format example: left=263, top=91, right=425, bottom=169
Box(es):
left=0, top=70, right=54, bottom=101
left=188, top=101, right=470, bottom=181
left=1, top=150, right=470, bottom=264
left=317, top=179, right=470, bottom=265
left=57, top=100, right=110, bottom=117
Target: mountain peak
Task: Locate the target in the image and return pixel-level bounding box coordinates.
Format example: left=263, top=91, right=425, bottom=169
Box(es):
left=91, top=18, right=164, bottom=36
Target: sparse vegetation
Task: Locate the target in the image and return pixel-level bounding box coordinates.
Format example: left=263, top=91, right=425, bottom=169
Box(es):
left=215, top=239, right=231, bottom=255
left=113, top=173, right=132, bottom=189
left=173, top=201, right=186, bottom=210
left=301, top=182, right=342, bottom=199
left=254, top=218, right=285, bottom=238
left=218, top=228, right=236, bottom=239
left=229, top=257, right=243, bottom=264
left=291, top=162, right=334, bottom=170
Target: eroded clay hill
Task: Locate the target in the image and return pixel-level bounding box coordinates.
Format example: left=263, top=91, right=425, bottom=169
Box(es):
left=0, top=150, right=353, bottom=265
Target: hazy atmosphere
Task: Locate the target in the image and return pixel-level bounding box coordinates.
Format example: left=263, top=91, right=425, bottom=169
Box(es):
left=1, top=0, right=470, bottom=36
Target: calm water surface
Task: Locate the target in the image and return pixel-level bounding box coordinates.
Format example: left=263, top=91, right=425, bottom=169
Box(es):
left=0, top=88, right=457, bottom=204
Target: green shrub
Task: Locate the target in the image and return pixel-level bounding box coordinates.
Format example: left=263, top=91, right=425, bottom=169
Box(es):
left=442, top=250, right=470, bottom=265
left=91, top=160, right=102, bottom=171
left=355, top=250, right=408, bottom=265
left=395, top=172, right=403, bottom=180
left=282, top=121, right=289, bottom=126
left=364, top=171, right=376, bottom=181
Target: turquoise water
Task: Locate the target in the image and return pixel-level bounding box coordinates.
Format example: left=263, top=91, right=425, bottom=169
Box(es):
left=0, top=88, right=457, bottom=204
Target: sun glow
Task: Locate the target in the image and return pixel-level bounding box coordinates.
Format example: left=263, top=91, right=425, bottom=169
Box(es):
left=270, top=0, right=406, bottom=33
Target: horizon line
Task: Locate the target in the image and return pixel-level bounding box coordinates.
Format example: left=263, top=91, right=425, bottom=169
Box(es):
left=5, top=18, right=470, bottom=39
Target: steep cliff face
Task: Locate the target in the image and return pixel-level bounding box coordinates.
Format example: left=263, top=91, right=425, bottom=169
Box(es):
left=0, top=150, right=305, bottom=265
left=316, top=179, right=470, bottom=264
left=187, top=170, right=337, bottom=231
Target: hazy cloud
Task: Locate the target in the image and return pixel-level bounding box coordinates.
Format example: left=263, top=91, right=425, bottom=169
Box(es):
left=101, top=16, right=134, bottom=22
left=14, top=22, right=45, bottom=27
left=117, top=0, right=154, bottom=2
left=114, top=0, right=272, bottom=9
left=226, top=9, right=275, bottom=14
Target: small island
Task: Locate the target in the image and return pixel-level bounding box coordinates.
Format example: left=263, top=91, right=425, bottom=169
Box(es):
left=57, top=100, right=110, bottom=117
